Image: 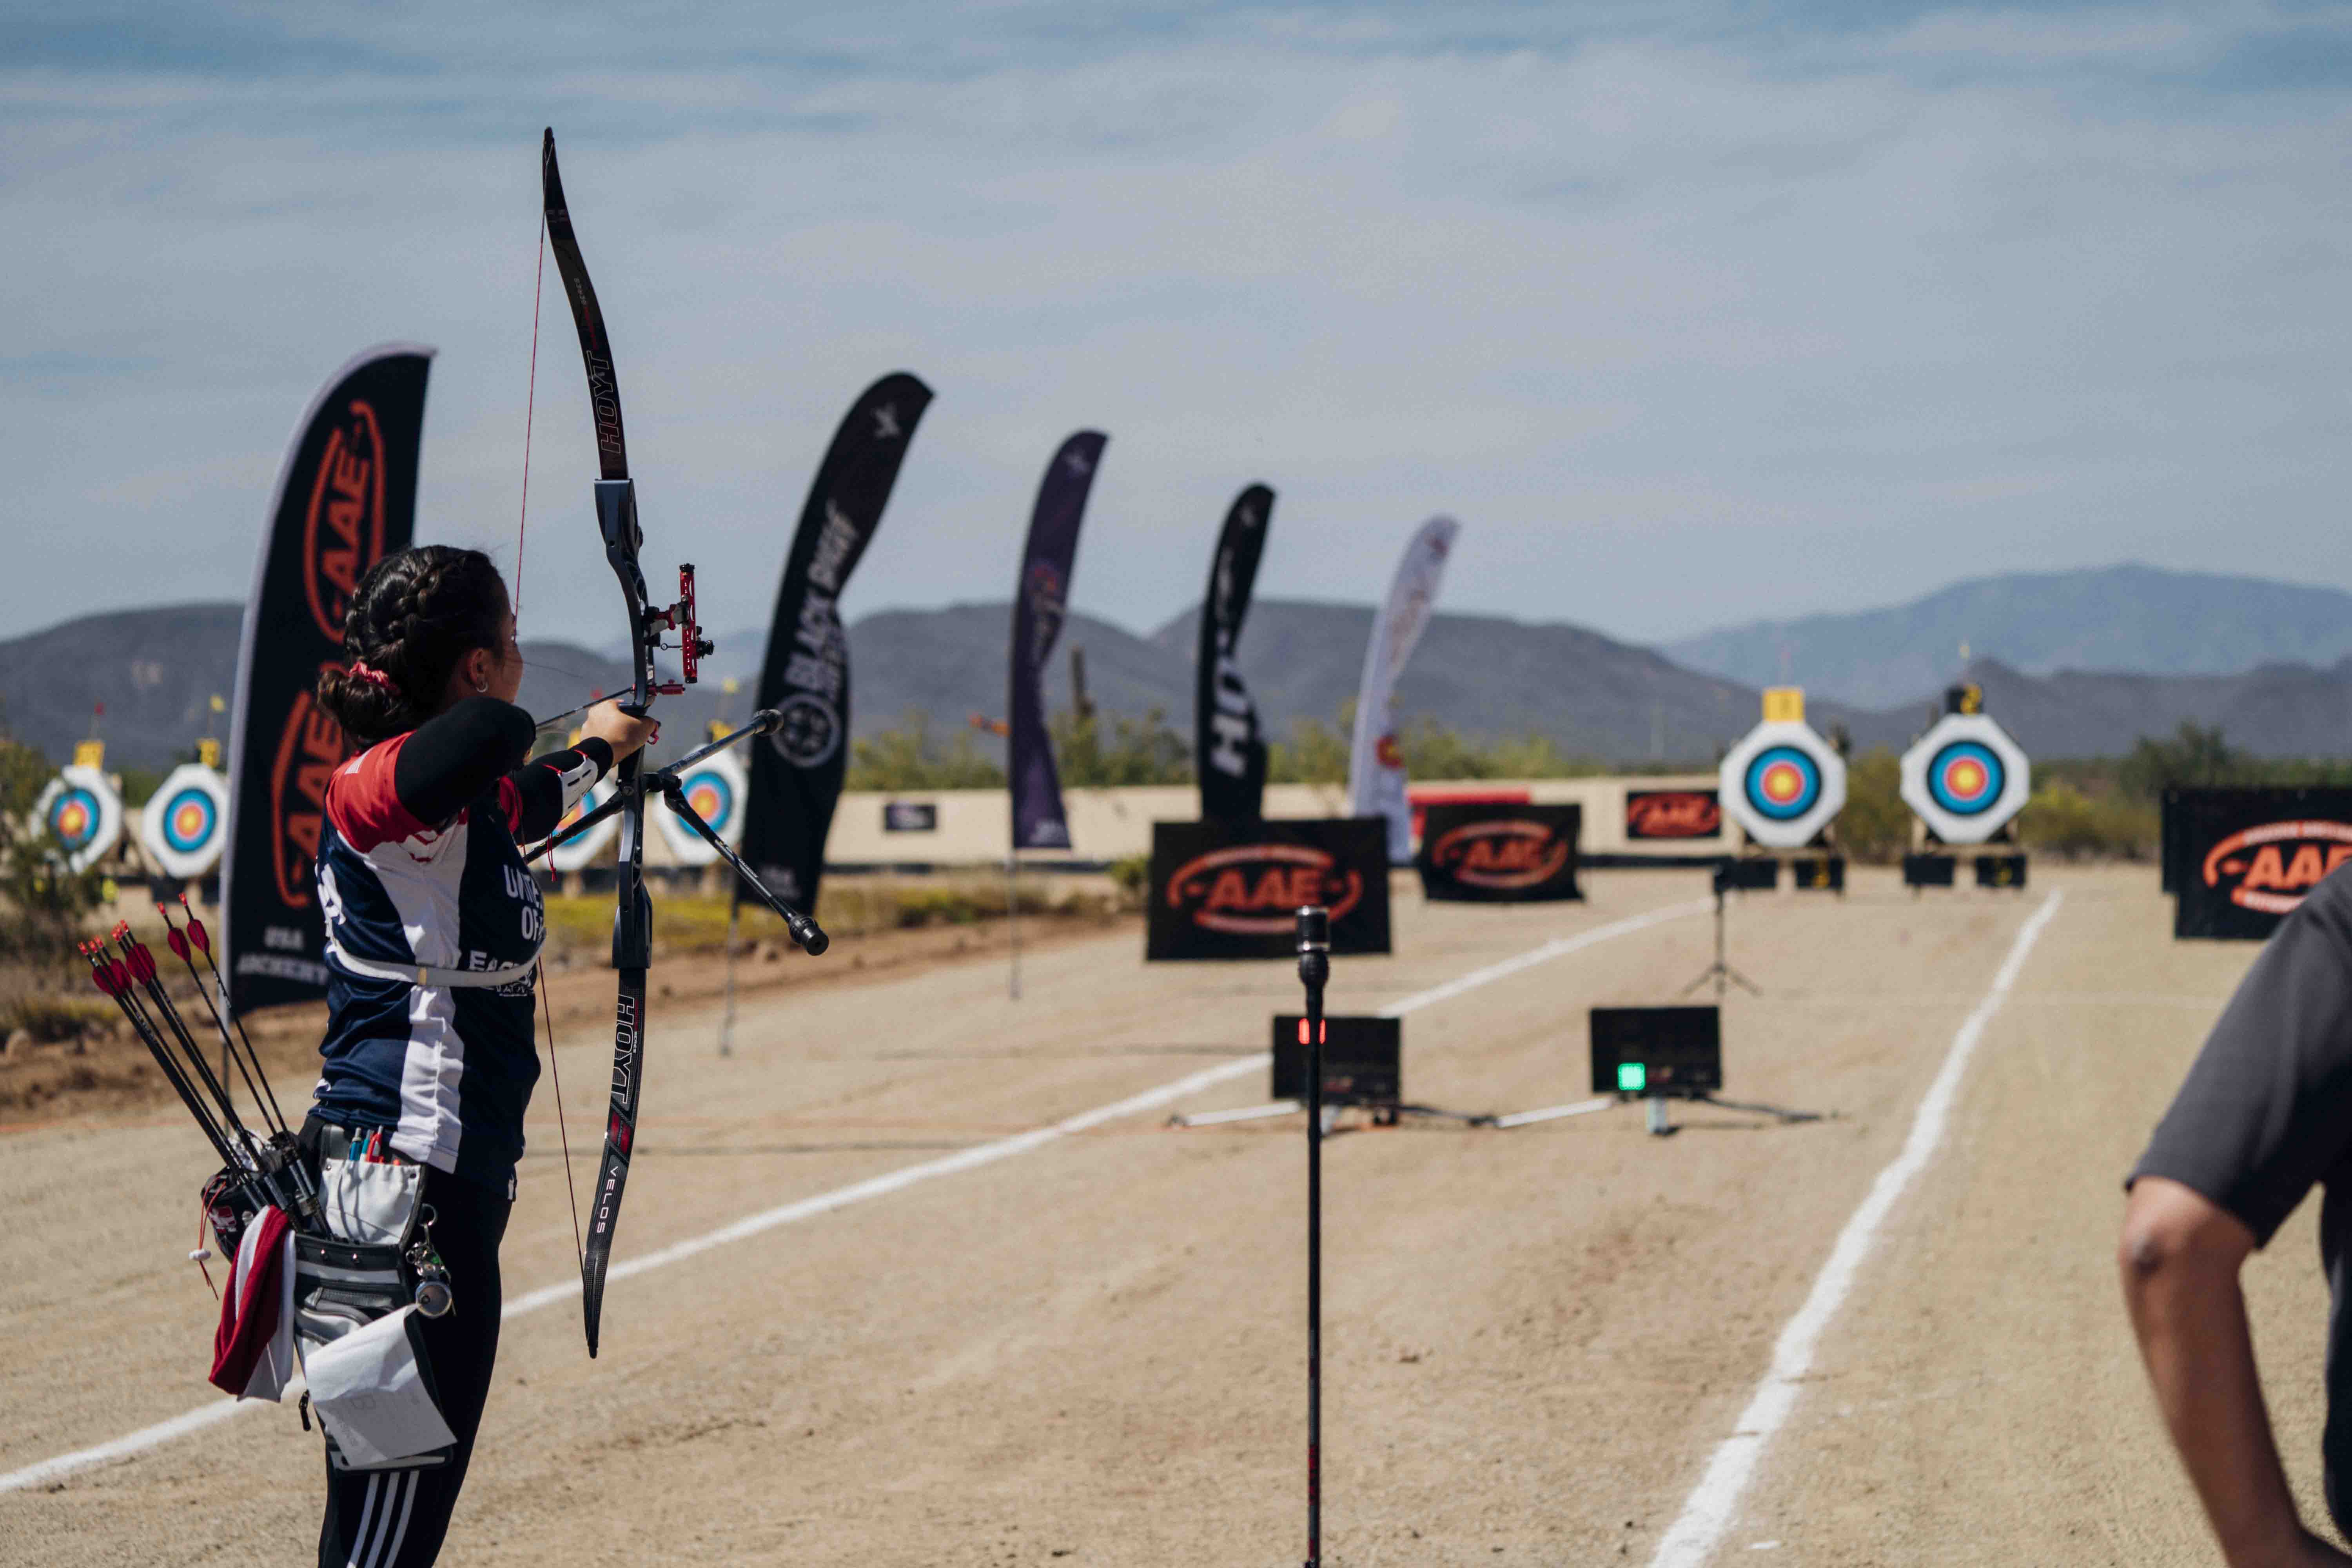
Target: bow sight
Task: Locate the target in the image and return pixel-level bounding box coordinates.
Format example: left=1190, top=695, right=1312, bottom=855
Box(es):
left=662, top=565, right=713, bottom=688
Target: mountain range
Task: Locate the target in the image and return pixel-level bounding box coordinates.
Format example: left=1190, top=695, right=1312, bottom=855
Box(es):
left=1665, top=563, right=2352, bottom=709
left=8, top=564, right=2352, bottom=773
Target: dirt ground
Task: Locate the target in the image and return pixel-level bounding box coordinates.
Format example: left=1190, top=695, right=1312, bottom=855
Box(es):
left=0, top=866, right=2326, bottom=1565
left=0, top=904, right=1130, bottom=1127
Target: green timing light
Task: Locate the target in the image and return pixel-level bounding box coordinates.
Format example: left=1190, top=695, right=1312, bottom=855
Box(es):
left=1617, top=1061, right=1648, bottom=1093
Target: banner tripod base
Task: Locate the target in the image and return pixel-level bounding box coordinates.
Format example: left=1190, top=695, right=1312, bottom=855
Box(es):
left=1647, top=1095, right=1673, bottom=1136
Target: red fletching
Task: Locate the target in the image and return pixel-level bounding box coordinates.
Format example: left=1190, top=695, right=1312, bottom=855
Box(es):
left=128, top=945, right=157, bottom=984
left=107, top=959, right=133, bottom=993
left=180, top=898, right=212, bottom=954
left=89, top=967, right=114, bottom=996
left=166, top=927, right=188, bottom=959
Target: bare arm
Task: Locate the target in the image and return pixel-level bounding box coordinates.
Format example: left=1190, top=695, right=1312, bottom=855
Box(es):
left=2120, top=1176, right=2352, bottom=1567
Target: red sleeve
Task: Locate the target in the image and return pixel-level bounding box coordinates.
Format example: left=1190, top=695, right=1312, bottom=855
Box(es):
left=325, top=735, right=429, bottom=854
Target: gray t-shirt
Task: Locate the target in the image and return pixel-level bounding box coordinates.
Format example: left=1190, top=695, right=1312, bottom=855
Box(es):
left=2133, top=865, right=2352, bottom=1533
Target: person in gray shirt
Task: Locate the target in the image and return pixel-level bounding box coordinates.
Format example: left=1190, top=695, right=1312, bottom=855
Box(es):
left=2125, top=869, right=2352, bottom=1567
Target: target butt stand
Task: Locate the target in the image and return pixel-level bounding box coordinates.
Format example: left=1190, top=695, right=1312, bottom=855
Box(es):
left=1680, top=857, right=1772, bottom=1003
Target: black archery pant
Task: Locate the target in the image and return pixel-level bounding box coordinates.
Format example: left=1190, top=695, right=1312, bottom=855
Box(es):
left=317, top=1163, right=510, bottom=1568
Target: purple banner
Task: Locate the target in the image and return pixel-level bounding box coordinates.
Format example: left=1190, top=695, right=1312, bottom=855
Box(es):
left=1008, top=430, right=1106, bottom=851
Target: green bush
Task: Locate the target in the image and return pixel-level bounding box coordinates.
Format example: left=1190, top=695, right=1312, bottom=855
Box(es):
left=1836, top=749, right=1910, bottom=862
left=845, top=711, right=1007, bottom=791
left=1049, top=707, right=1192, bottom=786
left=2017, top=782, right=2159, bottom=860
left=1106, top=854, right=1151, bottom=904
left=0, top=730, right=108, bottom=966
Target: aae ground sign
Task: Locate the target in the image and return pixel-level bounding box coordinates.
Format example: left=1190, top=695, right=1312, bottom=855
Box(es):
left=2170, top=786, right=2352, bottom=940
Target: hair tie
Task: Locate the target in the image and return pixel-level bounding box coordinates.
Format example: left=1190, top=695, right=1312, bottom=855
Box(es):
left=348, top=661, right=396, bottom=691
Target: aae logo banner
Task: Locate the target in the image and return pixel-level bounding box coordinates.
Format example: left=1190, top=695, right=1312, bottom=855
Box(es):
left=1416, top=802, right=1582, bottom=903
left=2171, top=786, right=2352, bottom=940
left=1146, top=818, right=1392, bottom=960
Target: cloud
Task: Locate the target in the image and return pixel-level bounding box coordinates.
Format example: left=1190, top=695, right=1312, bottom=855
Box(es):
left=2, top=2, right=2349, bottom=655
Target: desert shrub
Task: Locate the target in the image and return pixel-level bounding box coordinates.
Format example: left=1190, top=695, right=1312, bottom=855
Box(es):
left=5, top=993, right=114, bottom=1042
left=2017, top=782, right=2159, bottom=860
left=846, top=712, right=1006, bottom=791
left=1106, top=854, right=1150, bottom=906
left=1050, top=708, right=1191, bottom=786
left=1835, top=749, right=1910, bottom=862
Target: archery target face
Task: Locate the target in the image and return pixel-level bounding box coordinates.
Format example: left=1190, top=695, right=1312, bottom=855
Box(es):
left=31, top=764, right=123, bottom=873
left=656, top=748, right=748, bottom=867
left=1717, top=721, right=1847, bottom=849
left=48, top=789, right=98, bottom=846
left=138, top=763, right=229, bottom=879
left=1900, top=713, right=2031, bottom=844
left=1745, top=746, right=1824, bottom=822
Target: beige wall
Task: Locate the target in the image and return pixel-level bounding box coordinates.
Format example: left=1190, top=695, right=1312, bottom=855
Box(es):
left=824, top=775, right=1739, bottom=865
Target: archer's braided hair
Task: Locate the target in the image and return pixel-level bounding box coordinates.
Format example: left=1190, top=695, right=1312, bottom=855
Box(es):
left=316, top=546, right=510, bottom=746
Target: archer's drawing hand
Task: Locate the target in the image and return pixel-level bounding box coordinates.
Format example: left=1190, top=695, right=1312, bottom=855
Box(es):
left=583, top=700, right=657, bottom=762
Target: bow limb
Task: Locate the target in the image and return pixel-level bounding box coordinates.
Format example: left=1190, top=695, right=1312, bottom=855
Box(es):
left=541, top=127, right=654, bottom=1359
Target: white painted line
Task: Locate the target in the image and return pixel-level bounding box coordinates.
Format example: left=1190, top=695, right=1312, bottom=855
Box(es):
left=1492, top=1095, right=1616, bottom=1129
left=1646, top=889, right=2064, bottom=1568
left=0, top=1397, right=256, bottom=1495
left=4, top=897, right=1705, bottom=1495
left=1172, top=1099, right=1303, bottom=1128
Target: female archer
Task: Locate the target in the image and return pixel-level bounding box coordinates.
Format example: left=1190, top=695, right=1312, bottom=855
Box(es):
left=302, top=543, right=650, bottom=1568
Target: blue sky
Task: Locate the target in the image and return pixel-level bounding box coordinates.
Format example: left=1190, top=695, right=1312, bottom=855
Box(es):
left=4, top=1, right=2348, bottom=652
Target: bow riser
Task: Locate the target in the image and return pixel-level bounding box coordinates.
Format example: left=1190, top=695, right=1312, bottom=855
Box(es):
left=595, top=478, right=653, bottom=712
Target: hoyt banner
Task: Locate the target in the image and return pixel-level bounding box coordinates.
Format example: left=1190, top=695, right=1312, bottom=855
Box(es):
left=1009, top=431, right=1106, bottom=851
left=1416, top=800, right=1582, bottom=903
left=1195, top=483, right=1273, bottom=820
left=739, top=372, right=933, bottom=909
left=224, top=344, right=432, bottom=1014
left=1347, top=516, right=1459, bottom=863
left=2167, top=786, right=2352, bottom=940
left=1146, top=817, right=1392, bottom=960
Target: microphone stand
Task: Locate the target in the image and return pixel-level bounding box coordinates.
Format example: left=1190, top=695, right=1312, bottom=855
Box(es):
left=1294, top=903, right=1330, bottom=1568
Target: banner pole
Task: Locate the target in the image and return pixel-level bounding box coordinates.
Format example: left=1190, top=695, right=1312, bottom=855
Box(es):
left=1007, top=849, right=1021, bottom=1001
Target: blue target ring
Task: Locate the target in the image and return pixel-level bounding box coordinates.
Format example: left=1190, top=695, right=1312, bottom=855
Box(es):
left=160, top=786, right=220, bottom=854
left=46, top=787, right=102, bottom=850
left=1928, top=741, right=2004, bottom=815
left=1743, top=745, right=1824, bottom=821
